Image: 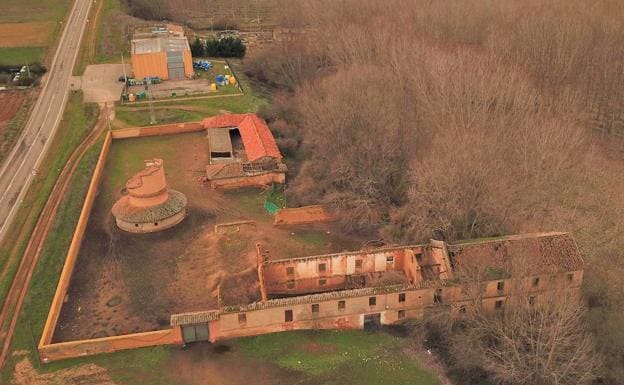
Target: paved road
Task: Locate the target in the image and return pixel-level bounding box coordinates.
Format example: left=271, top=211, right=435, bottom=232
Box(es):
left=0, top=0, right=93, bottom=242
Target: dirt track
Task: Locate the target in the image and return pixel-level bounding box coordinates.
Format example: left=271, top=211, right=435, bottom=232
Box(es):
left=0, top=105, right=108, bottom=370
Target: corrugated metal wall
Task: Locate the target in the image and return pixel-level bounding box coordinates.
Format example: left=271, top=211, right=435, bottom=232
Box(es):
left=167, top=51, right=185, bottom=80
left=131, top=52, right=169, bottom=80
left=132, top=48, right=193, bottom=80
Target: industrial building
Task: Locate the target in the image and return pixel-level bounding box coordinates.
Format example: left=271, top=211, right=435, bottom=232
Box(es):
left=130, top=24, right=194, bottom=81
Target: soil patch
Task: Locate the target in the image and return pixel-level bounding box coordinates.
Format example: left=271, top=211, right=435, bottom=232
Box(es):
left=13, top=358, right=115, bottom=385
left=0, top=22, right=54, bottom=47
left=167, top=342, right=302, bottom=385
left=52, top=132, right=368, bottom=343
left=0, top=91, right=26, bottom=129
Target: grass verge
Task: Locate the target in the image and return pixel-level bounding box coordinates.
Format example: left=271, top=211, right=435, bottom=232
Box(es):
left=0, top=92, right=98, bottom=316
left=95, top=0, right=131, bottom=64
left=114, top=93, right=265, bottom=127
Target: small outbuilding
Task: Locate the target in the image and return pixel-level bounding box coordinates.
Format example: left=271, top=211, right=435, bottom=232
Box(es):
left=112, top=159, right=187, bottom=233
left=203, top=114, right=287, bottom=189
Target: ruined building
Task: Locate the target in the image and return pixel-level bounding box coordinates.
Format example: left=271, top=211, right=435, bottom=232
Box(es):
left=203, top=113, right=287, bottom=189
left=170, top=232, right=584, bottom=344
left=112, top=158, right=187, bottom=233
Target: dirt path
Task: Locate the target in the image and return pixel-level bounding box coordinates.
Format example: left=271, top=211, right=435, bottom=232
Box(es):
left=0, top=104, right=109, bottom=370
left=12, top=356, right=114, bottom=385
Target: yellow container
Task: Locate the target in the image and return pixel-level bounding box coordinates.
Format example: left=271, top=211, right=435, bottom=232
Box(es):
left=210, top=83, right=217, bottom=91
left=224, top=74, right=230, bottom=80
left=229, top=76, right=237, bottom=85
left=128, top=93, right=136, bottom=102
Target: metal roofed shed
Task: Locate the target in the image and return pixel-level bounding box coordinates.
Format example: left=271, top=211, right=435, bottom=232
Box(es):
left=130, top=26, right=194, bottom=81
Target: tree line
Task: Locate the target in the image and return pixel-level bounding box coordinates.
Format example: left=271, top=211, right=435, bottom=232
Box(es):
left=242, top=0, right=624, bottom=384
left=191, top=37, right=246, bottom=58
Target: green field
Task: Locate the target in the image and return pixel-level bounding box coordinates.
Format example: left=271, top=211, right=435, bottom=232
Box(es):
left=0, top=47, right=46, bottom=66
left=0, top=0, right=71, bottom=65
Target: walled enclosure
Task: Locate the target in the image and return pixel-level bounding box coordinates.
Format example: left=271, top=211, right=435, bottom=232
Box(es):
left=37, top=122, right=585, bottom=362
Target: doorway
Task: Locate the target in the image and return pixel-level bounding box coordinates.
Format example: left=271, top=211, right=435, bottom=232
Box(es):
left=182, top=323, right=210, bottom=343
left=363, top=313, right=381, bottom=330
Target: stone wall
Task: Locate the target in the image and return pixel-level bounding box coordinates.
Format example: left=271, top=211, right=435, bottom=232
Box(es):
left=273, top=205, right=336, bottom=225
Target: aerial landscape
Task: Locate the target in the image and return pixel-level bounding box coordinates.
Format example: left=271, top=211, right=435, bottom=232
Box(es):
left=0, top=0, right=623, bottom=384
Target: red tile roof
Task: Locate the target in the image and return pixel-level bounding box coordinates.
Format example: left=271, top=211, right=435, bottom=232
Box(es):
left=203, top=114, right=282, bottom=161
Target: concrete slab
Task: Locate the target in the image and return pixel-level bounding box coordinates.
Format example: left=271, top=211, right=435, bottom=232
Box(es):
left=81, top=64, right=130, bottom=103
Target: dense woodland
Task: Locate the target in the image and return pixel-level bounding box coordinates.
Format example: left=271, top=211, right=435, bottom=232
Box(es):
left=240, top=1, right=624, bottom=384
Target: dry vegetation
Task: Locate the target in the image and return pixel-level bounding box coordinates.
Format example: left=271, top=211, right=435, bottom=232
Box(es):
left=240, top=0, right=624, bottom=384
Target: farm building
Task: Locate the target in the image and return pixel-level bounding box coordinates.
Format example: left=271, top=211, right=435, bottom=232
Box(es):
left=203, top=113, right=287, bottom=188
left=170, top=232, right=585, bottom=344
left=130, top=25, right=193, bottom=81
left=111, top=158, right=187, bottom=233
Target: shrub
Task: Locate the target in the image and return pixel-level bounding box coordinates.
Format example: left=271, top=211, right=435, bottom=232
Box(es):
left=190, top=37, right=205, bottom=57
left=205, top=37, right=246, bottom=58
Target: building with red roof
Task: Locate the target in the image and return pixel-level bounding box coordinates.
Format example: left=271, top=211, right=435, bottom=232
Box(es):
left=202, top=114, right=286, bottom=188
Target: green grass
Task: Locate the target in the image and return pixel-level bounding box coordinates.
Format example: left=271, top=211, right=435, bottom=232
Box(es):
left=114, top=108, right=207, bottom=127
left=0, top=92, right=98, bottom=311
left=94, top=0, right=130, bottom=64
left=0, top=134, right=103, bottom=383
left=223, top=188, right=273, bottom=221
left=236, top=330, right=440, bottom=385
left=0, top=47, right=46, bottom=66
left=114, top=93, right=265, bottom=127
left=193, top=59, right=240, bottom=91
left=293, top=230, right=327, bottom=248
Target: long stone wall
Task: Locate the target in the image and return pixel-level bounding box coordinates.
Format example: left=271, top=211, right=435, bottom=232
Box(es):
left=110, top=121, right=204, bottom=139
left=39, top=131, right=113, bottom=347
left=273, top=205, right=336, bottom=225
left=39, top=328, right=182, bottom=362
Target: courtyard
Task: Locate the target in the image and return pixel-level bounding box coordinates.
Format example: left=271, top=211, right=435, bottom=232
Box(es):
left=52, top=131, right=366, bottom=342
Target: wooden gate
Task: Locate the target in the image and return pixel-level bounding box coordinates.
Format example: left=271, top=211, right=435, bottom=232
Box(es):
left=181, top=323, right=209, bottom=343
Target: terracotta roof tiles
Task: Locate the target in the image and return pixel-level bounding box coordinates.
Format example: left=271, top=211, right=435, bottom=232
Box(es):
left=203, top=113, right=282, bottom=161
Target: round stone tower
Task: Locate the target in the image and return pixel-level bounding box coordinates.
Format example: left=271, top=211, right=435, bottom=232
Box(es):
left=111, top=158, right=187, bottom=233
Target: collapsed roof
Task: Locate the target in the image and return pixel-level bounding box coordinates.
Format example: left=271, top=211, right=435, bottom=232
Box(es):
left=447, top=232, right=584, bottom=276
